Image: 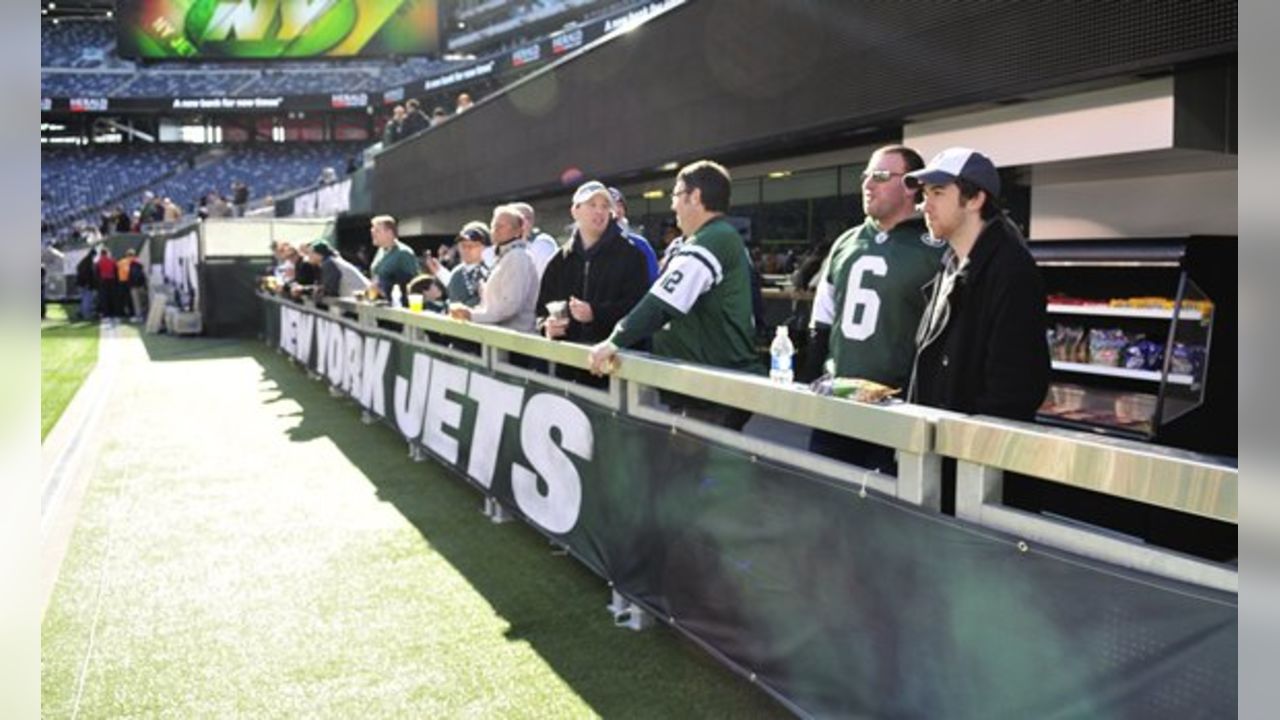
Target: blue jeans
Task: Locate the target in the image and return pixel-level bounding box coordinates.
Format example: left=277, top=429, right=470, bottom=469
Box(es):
left=79, top=288, right=97, bottom=320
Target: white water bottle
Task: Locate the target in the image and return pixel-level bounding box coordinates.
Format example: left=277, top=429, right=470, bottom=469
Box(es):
left=390, top=284, right=402, bottom=308
left=770, top=325, right=794, bottom=385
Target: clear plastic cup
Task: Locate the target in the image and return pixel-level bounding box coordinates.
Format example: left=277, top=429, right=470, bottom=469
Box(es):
left=408, top=293, right=424, bottom=312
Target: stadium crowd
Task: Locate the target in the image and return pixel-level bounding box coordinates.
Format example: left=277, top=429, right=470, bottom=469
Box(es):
left=266, top=150, right=1050, bottom=454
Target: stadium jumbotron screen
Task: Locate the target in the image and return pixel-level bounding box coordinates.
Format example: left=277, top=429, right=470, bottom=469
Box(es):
left=116, top=0, right=439, bottom=60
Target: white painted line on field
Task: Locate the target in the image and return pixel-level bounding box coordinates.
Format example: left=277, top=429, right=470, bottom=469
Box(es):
left=41, top=322, right=120, bottom=539
left=68, top=492, right=125, bottom=720
left=41, top=321, right=124, bottom=620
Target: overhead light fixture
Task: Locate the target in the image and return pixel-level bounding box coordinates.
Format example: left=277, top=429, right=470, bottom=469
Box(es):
left=642, top=190, right=665, bottom=200
left=49, top=2, right=56, bottom=8
left=768, top=171, right=792, bottom=179
left=658, top=161, right=679, bottom=171
left=106, top=10, right=113, bottom=18
left=42, top=8, right=48, bottom=14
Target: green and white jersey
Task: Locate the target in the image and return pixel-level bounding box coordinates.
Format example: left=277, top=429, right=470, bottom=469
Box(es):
left=371, top=240, right=419, bottom=295
left=811, top=217, right=944, bottom=387
left=610, top=217, right=761, bottom=373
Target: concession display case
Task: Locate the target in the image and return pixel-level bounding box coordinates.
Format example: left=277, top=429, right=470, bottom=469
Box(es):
left=1030, top=238, right=1235, bottom=456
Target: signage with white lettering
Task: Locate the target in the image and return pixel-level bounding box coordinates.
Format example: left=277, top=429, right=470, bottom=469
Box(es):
left=70, top=98, right=108, bottom=112
left=422, top=60, right=496, bottom=91
left=604, top=0, right=686, bottom=33
left=330, top=93, right=369, bottom=109
left=511, top=44, right=541, bottom=67
left=551, top=29, right=584, bottom=55
left=171, top=97, right=286, bottom=110
left=276, top=305, right=590, bottom=534
left=260, top=294, right=1237, bottom=720
left=293, top=178, right=351, bottom=218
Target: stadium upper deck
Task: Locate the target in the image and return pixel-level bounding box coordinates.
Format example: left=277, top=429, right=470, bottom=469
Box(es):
left=40, top=1, right=648, bottom=101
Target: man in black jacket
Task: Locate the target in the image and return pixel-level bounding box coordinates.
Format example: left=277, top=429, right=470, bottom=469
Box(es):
left=904, top=147, right=1049, bottom=421
left=403, top=99, right=431, bottom=138
left=537, top=180, right=649, bottom=387
left=75, top=247, right=98, bottom=321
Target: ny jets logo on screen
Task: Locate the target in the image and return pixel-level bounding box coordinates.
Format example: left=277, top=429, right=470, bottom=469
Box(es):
left=184, top=0, right=357, bottom=56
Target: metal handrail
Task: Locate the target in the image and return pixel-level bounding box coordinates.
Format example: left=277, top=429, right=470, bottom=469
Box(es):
left=331, top=297, right=936, bottom=455
left=281, top=294, right=1238, bottom=526
left=935, top=415, right=1237, bottom=525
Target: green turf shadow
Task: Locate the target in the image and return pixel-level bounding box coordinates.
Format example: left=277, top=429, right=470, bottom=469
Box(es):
left=249, top=342, right=787, bottom=718
left=136, top=330, right=261, bottom=363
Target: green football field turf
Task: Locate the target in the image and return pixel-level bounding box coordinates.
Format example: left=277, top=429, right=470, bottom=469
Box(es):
left=41, top=329, right=785, bottom=719
left=40, top=304, right=99, bottom=441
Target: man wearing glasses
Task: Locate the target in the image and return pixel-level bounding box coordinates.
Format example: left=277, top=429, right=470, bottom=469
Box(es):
left=588, top=160, right=761, bottom=429
left=807, top=145, right=945, bottom=473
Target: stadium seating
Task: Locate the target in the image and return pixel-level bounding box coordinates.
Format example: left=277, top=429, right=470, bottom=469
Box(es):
left=115, top=72, right=254, bottom=98
left=125, top=142, right=361, bottom=214
left=234, top=69, right=378, bottom=96
left=446, top=0, right=583, bottom=51
left=41, top=141, right=362, bottom=235
left=40, top=19, right=121, bottom=68
left=38, top=2, right=650, bottom=238
left=41, top=144, right=194, bottom=230
left=40, top=72, right=132, bottom=97
left=370, top=57, right=459, bottom=89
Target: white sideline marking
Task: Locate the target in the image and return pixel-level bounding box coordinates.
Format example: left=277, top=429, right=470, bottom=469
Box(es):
left=68, top=496, right=124, bottom=720
left=41, top=322, right=119, bottom=535
left=41, top=321, right=122, bottom=618
left=41, top=321, right=133, bottom=717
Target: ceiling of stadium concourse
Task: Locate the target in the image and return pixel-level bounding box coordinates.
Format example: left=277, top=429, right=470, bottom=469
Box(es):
left=372, top=0, right=1236, bottom=219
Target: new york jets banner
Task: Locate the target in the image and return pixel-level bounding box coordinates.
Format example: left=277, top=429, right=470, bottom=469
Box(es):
left=265, top=298, right=1237, bottom=719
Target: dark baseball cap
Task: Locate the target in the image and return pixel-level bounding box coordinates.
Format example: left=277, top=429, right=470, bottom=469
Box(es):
left=904, top=147, right=1001, bottom=197
left=607, top=186, right=627, bottom=208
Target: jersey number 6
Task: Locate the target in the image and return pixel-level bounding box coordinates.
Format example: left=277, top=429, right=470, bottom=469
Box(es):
left=840, top=256, right=887, bottom=341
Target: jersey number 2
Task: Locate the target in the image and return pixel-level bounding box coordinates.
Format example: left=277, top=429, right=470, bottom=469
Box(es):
left=661, top=270, right=684, bottom=293
left=839, top=256, right=887, bottom=341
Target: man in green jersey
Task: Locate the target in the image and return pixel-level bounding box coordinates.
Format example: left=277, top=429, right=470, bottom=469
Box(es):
left=808, top=145, right=945, bottom=472
left=588, top=160, right=762, bottom=430
left=369, top=214, right=419, bottom=300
